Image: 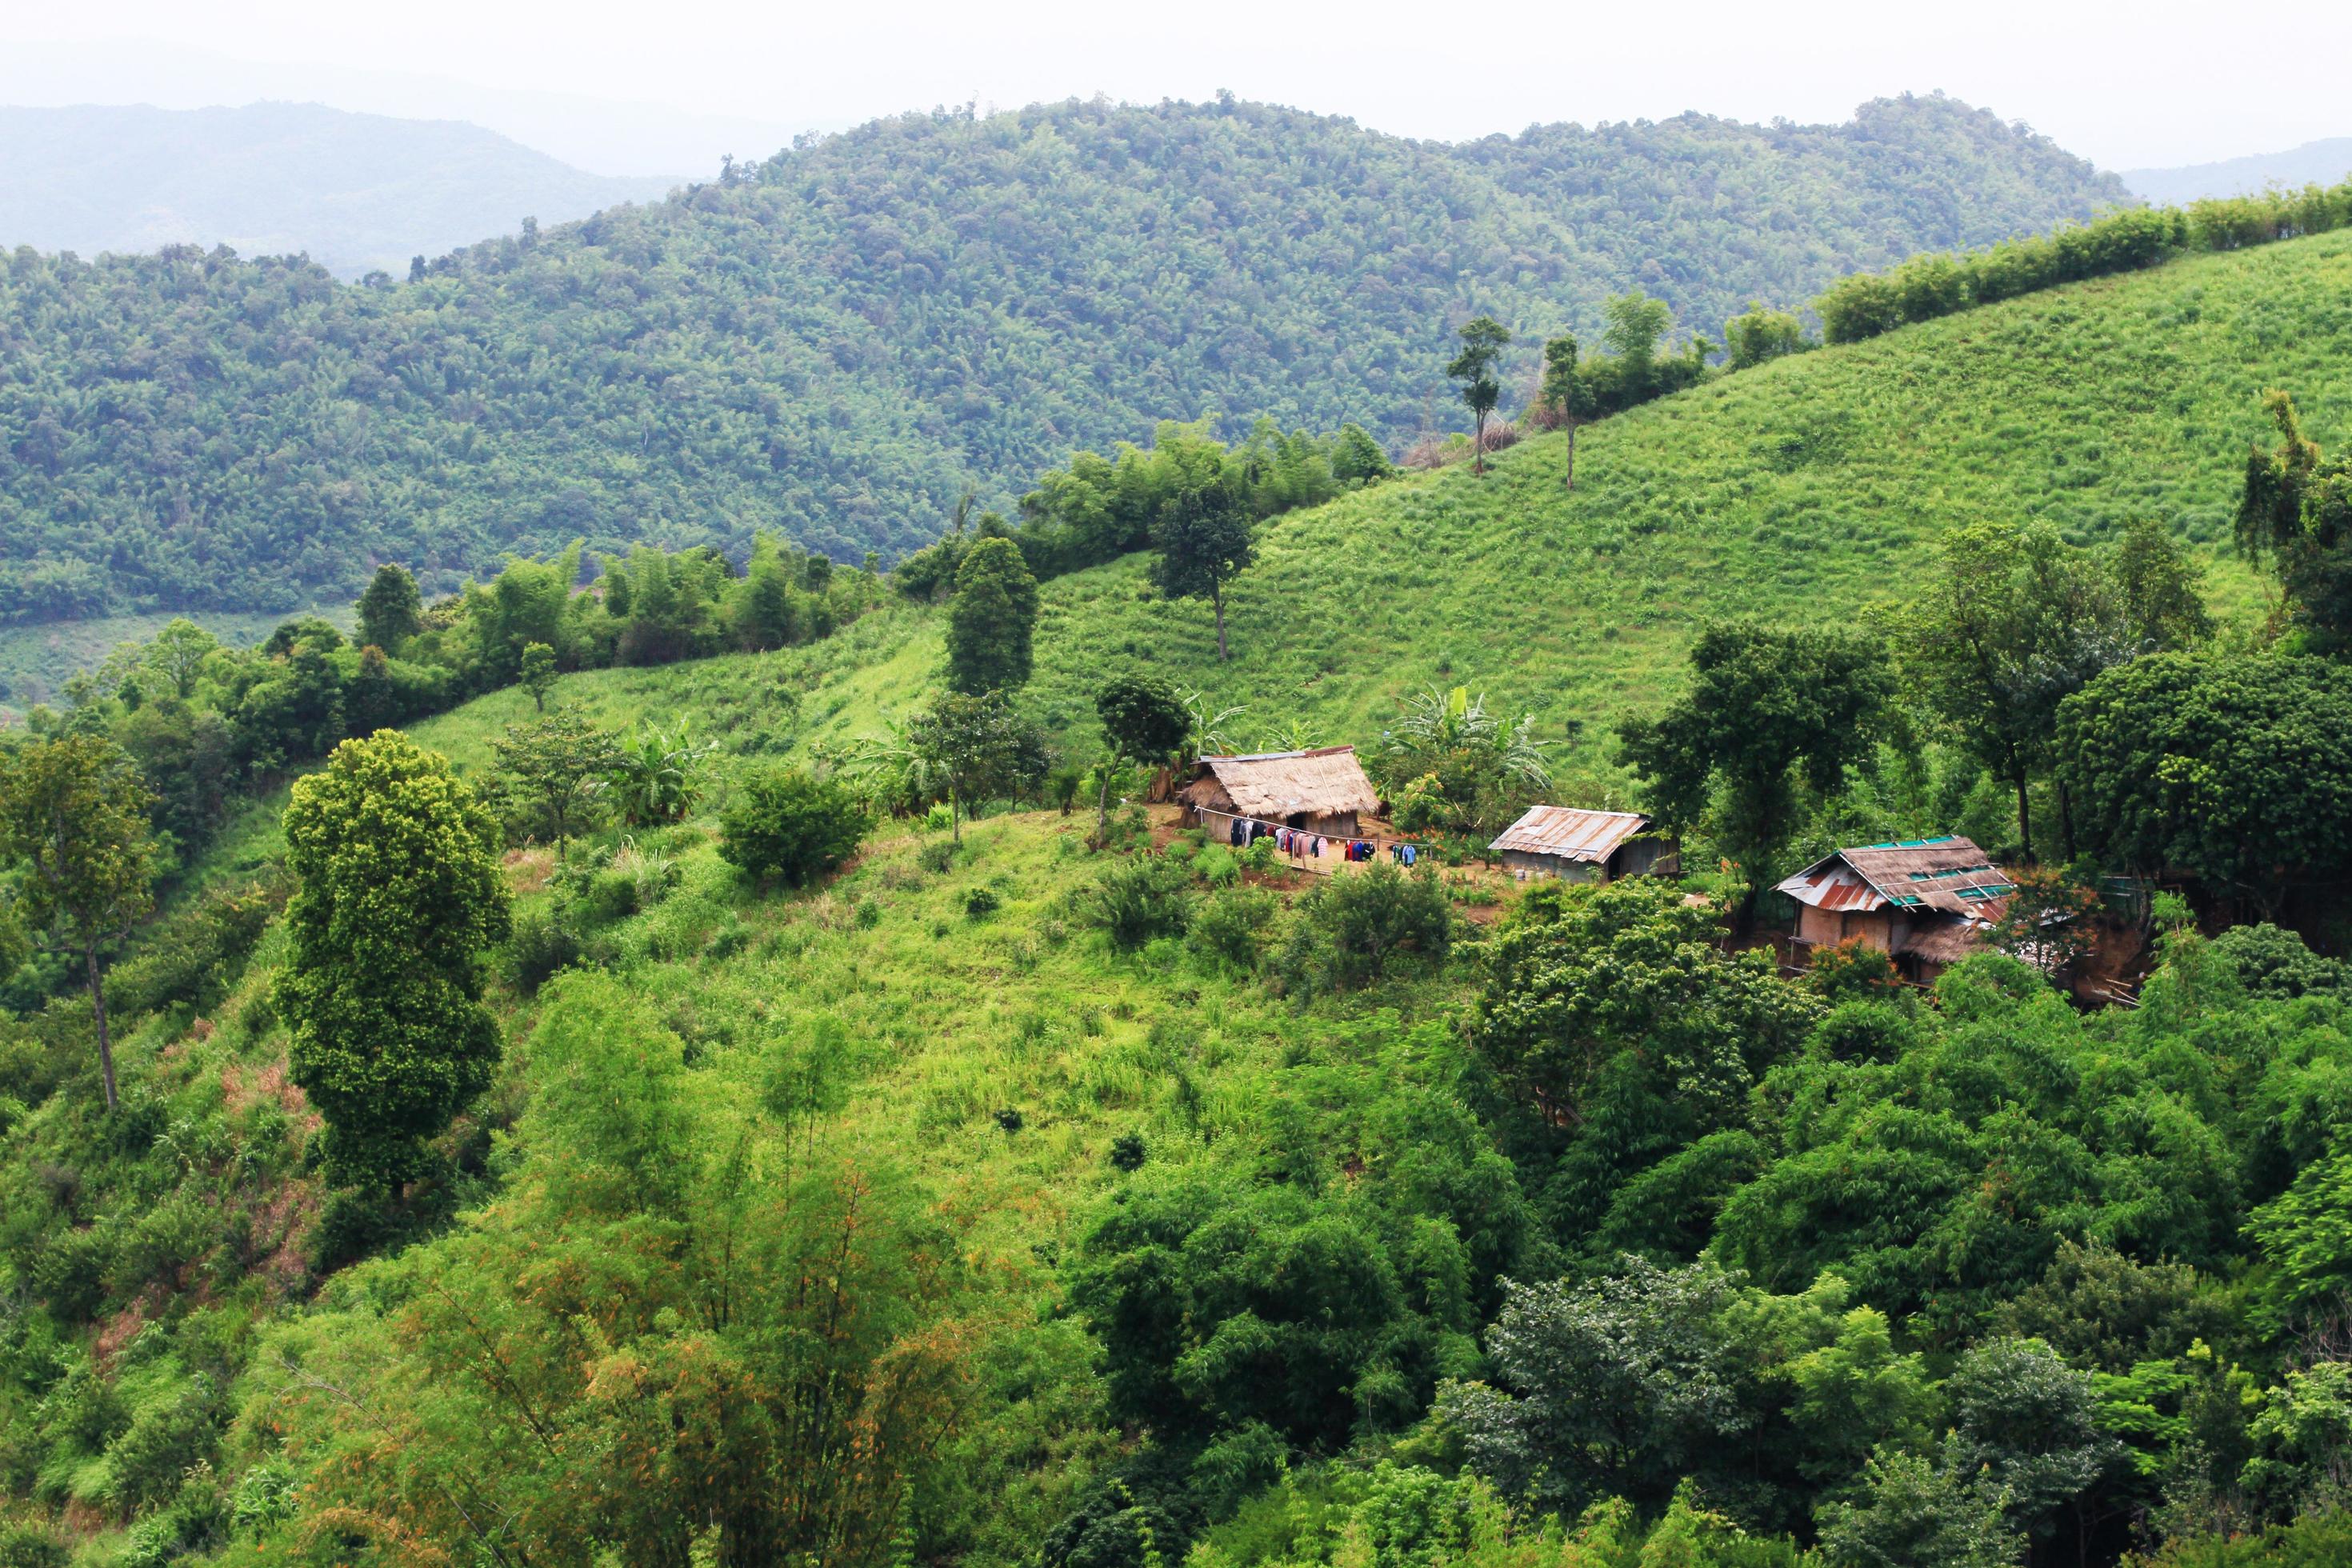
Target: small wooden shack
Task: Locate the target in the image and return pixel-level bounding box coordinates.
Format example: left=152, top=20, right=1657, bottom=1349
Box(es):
left=1775, top=835, right=2015, bottom=984
left=1178, top=746, right=1381, bottom=839
left=1489, top=806, right=1678, bottom=882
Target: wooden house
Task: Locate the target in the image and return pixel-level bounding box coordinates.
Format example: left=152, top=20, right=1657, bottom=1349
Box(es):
left=1489, top=806, right=1678, bottom=882
left=1178, top=746, right=1381, bottom=838
left=1774, top=835, right=2015, bottom=984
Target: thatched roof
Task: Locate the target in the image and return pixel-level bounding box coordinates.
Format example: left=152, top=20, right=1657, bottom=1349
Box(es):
left=1180, top=746, right=1380, bottom=820
left=1490, top=806, right=1649, bottom=862
left=1777, top=835, right=2015, bottom=915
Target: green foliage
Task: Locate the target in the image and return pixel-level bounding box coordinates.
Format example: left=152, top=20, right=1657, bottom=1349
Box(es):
left=2209, top=923, right=2346, bottom=999
left=274, top=730, right=510, bottom=1187
left=947, top=538, right=1041, bottom=695
left=906, top=690, right=1049, bottom=840
left=718, top=766, right=870, bottom=889
left=1448, top=317, right=1512, bottom=474
left=1092, top=855, right=1195, bottom=950
left=355, top=562, right=420, bottom=653
left=1271, top=864, right=1452, bottom=994
left=1151, top=480, right=1257, bottom=662
left=1816, top=1446, right=2023, bottom=1568
left=517, top=640, right=558, bottom=711
left=1189, top=886, right=1277, bottom=971
left=2238, top=390, right=2352, bottom=645
left=0, top=732, right=158, bottom=1109
left=1620, top=622, right=1890, bottom=926
left=491, top=705, right=621, bottom=853
left=606, top=718, right=718, bottom=826
left=0, top=95, right=2125, bottom=624
left=2056, top=652, right=2352, bottom=907
left=1373, top=685, right=1549, bottom=840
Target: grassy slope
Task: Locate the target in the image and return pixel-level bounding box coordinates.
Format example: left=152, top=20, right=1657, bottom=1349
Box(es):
left=440, top=228, right=2352, bottom=800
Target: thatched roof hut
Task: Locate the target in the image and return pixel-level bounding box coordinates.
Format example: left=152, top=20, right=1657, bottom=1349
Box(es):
left=1178, top=746, right=1380, bottom=837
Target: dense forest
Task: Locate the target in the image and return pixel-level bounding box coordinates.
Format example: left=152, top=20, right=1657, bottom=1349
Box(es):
left=0, top=92, right=2127, bottom=624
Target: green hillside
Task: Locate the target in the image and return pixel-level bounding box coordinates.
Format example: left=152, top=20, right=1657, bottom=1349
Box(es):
left=0, top=92, right=2125, bottom=624
left=521, top=226, right=2342, bottom=795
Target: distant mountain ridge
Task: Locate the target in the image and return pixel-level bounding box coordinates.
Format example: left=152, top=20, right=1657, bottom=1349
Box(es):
left=2122, top=137, right=2352, bottom=204
left=0, top=91, right=2128, bottom=625
left=0, top=102, right=681, bottom=278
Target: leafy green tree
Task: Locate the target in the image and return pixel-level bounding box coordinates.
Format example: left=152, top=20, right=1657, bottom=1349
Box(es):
left=356, top=563, right=422, bottom=653
left=1093, top=676, right=1192, bottom=847
left=2238, top=390, right=2352, bottom=646
left=719, top=767, right=870, bottom=888
left=1150, top=482, right=1255, bottom=662
left=518, top=641, right=558, bottom=712
left=1603, top=290, right=1674, bottom=398
left=2055, top=652, right=2352, bottom=914
left=906, top=690, right=1045, bottom=842
left=1537, top=334, right=1582, bottom=489
left=143, top=618, right=220, bottom=700
left=945, top=537, right=1040, bottom=695
left=1817, top=1446, right=2022, bottom=1568
left=1441, top=1258, right=1752, bottom=1514
left=1621, top=623, right=1892, bottom=929
left=492, top=707, right=620, bottom=856
left=1945, top=1337, right=2125, bottom=1548
left=274, top=731, right=509, bottom=1187
left=1903, top=522, right=2142, bottom=858
left=0, top=735, right=157, bottom=1110
left=1725, top=302, right=1806, bottom=370
left=2115, top=517, right=2215, bottom=650
left=1446, top=316, right=1512, bottom=476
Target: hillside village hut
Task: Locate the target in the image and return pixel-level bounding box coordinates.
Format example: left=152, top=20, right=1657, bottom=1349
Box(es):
left=1489, top=806, right=1678, bottom=882
left=1178, top=746, right=1382, bottom=839
left=1775, top=835, right=2017, bottom=985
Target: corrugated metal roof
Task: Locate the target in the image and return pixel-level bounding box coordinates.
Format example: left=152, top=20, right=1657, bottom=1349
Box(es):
left=1179, top=746, right=1381, bottom=820
left=1777, top=834, right=2015, bottom=914
left=1489, top=806, right=1650, bottom=862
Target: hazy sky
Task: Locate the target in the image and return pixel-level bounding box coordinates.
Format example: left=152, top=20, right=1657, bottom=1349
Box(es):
left=10, top=0, right=2347, bottom=178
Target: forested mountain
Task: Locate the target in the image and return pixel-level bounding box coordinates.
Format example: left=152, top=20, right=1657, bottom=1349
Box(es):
left=0, top=102, right=678, bottom=279
left=2123, top=135, right=2352, bottom=202
left=0, top=92, right=2128, bottom=626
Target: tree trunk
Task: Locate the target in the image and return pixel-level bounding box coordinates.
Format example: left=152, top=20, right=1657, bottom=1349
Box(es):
left=1211, top=582, right=1229, bottom=662
left=1566, top=421, right=1575, bottom=491
left=949, top=784, right=962, bottom=843
left=2057, top=775, right=2077, bottom=863
left=86, top=942, right=118, bottom=1113
left=1472, top=412, right=1486, bottom=477
left=2014, top=774, right=2034, bottom=863
left=1094, top=763, right=1114, bottom=850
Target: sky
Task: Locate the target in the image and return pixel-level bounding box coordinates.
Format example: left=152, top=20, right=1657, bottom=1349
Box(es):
left=6, top=0, right=2347, bottom=178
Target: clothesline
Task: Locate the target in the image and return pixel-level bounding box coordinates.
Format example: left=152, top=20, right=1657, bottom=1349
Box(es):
left=1196, top=806, right=1426, bottom=869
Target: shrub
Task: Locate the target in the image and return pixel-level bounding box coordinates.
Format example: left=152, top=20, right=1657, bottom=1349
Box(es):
left=1093, top=856, right=1195, bottom=949
left=719, top=767, right=870, bottom=888
left=104, top=876, right=285, bottom=1018
left=0, top=1520, right=66, bottom=1568
left=1274, top=864, right=1453, bottom=993
left=919, top=839, right=958, bottom=874
left=1188, top=886, right=1276, bottom=970
left=964, top=886, right=1002, bottom=920
left=1194, top=843, right=1238, bottom=886
left=1809, top=937, right=1902, bottom=1002
left=1109, top=1133, right=1147, bottom=1171
left=508, top=907, right=584, bottom=993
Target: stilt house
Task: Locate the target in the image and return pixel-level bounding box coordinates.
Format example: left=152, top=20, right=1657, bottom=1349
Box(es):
left=1774, top=835, right=2015, bottom=985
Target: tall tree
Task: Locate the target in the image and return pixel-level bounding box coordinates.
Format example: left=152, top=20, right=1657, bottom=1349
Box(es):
left=1903, top=522, right=2135, bottom=860
left=1538, top=334, right=1582, bottom=490
left=1621, top=623, right=1891, bottom=930
left=357, top=562, right=422, bottom=653
left=1448, top=316, right=1512, bottom=476
left=274, top=731, right=510, bottom=1189
left=1150, top=482, right=1255, bottom=662
left=0, top=736, right=157, bottom=1111
left=944, top=536, right=1040, bottom=694
left=1094, top=675, right=1193, bottom=847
